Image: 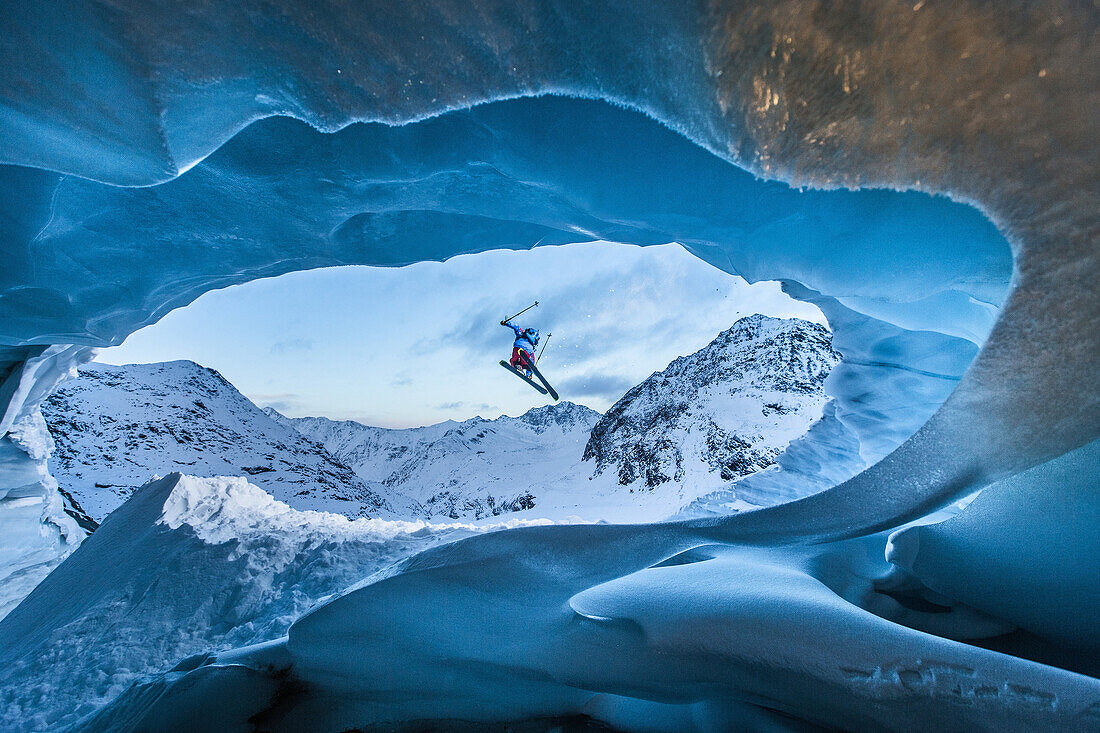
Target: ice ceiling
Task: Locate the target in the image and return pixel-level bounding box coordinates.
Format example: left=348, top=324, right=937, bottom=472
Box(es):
left=0, top=0, right=1097, bottom=729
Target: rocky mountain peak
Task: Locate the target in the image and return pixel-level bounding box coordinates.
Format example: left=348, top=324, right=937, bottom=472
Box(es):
left=516, top=401, right=601, bottom=432
left=583, top=316, right=840, bottom=489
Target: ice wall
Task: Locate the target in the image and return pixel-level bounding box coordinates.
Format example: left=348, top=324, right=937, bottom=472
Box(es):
left=0, top=346, right=93, bottom=618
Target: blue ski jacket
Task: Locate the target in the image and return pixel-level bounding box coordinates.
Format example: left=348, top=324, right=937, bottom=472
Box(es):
left=504, top=320, right=539, bottom=355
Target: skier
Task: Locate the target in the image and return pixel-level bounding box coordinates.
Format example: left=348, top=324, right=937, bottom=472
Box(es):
left=501, top=318, right=539, bottom=378
left=498, top=303, right=558, bottom=400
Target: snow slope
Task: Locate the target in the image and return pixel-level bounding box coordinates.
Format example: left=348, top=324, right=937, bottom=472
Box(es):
left=0, top=473, right=555, bottom=730
left=41, top=361, right=416, bottom=521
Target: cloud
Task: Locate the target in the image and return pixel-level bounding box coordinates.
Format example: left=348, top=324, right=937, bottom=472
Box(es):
left=437, top=301, right=510, bottom=353
left=433, top=401, right=465, bottom=410
left=249, top=392, right=305, bottom=415
left=269, top=337, right=315, bottom=355
left=556, top=372, right=637, bottom=401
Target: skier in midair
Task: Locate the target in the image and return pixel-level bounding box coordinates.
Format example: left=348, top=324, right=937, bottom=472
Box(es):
left=501, top=318, right=540, bottom=378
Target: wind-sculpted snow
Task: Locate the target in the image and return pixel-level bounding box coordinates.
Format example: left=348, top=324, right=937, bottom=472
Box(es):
left=885, top=438, right=1100, bottom=664
left=71, top=462, right=1100, bottom=732
left=0, top=473, right=557, bottom=730
left=0, top=0, right=1097, bottom=729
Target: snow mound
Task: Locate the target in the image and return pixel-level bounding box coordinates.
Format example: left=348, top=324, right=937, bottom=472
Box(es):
left=885, top=437, right=1100, bottom=660
left=0, top=473, right=548, bottom=730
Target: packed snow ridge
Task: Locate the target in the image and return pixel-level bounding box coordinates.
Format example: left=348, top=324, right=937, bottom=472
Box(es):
left=0, top=472, right=557, bottom=731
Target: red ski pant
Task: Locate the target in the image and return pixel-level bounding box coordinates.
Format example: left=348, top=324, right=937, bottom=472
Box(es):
left=510, top=347, right=534, bottom=371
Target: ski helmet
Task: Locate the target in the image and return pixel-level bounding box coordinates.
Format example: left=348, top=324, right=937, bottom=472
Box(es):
left=526, top=328, right=539, bottom=343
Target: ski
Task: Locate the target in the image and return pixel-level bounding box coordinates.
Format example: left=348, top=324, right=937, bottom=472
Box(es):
left=499, top=361, right=548, bottom=395
left=526, top=362, right=559, bottom=401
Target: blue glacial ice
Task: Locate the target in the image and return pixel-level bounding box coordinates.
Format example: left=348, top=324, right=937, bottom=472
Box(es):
left=0, top=0, right=1096, bottom=730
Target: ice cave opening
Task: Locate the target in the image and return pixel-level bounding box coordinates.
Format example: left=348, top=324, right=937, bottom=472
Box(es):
left=53, top=241, right=848, bottom=527
left=1, top=1, right=1097, bottom=726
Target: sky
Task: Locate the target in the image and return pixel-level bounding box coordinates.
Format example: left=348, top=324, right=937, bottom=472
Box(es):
left=98, top=241, right=824, bottom=428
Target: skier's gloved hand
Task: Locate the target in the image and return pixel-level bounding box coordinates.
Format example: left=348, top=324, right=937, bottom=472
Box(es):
left=500, top=320, right=508, bottom=326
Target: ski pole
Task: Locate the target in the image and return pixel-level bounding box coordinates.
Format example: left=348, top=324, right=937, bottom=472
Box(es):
left=536, top=333, right=552, bottom=364
left=503, top=301, right=538, bottom=322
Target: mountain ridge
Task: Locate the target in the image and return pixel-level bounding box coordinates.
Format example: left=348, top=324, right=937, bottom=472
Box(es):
left=41, top=360, right=417, bottom=521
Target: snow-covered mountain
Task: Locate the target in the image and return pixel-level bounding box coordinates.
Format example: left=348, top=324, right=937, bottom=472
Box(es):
left=267, top=402, right=601, bottom=520
left=274, top=315, right=840, bottom=520
left=584, top=314, right=840, bottom=492
left=40, top=361, right=417, bottom=522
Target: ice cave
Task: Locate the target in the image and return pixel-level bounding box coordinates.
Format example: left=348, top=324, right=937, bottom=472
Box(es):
left=0, top=1, right=1097, bottom=731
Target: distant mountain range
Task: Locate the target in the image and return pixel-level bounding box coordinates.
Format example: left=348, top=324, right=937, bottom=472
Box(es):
left=43, top=315, right=840, bottom=524
left=266, top=401, right=602, bottom=521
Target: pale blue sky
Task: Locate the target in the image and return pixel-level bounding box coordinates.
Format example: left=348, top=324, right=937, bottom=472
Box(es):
left=98, top=242, right=824, bottom=427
